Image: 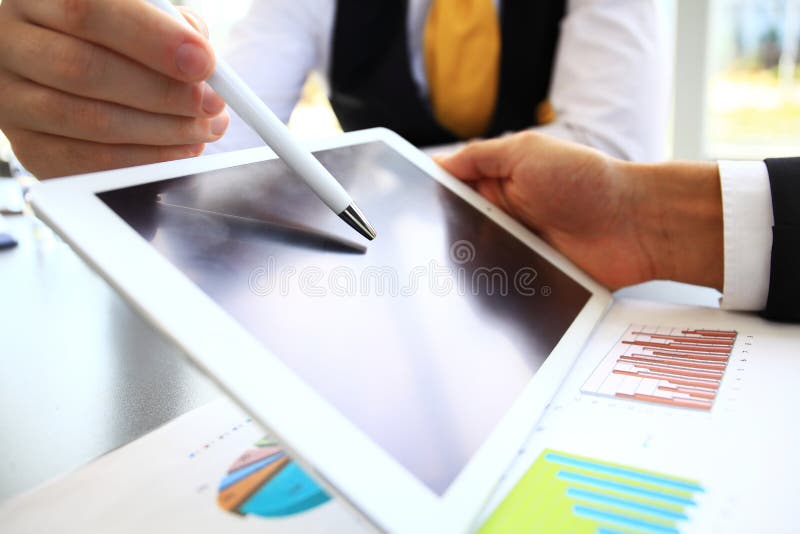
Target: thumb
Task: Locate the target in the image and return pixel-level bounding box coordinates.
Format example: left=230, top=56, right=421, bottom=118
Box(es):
left=436, top=137, right=518, bottom=182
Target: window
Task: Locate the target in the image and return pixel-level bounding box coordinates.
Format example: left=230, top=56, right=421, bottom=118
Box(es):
left=672, top=0, right=799, bottom=160
left=707, top=0, right=800, bottom=159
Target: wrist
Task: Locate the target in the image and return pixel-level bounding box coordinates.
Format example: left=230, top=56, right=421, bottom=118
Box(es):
left=621, top=160, right=724, bottom=291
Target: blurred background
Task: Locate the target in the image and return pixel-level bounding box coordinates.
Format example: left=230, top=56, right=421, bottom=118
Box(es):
left=1, top=0, right=797, bottom=166
left=704, top=0, right=798, bottom=159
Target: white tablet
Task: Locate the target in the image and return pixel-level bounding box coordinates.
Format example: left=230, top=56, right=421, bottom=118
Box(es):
left=30, top=128, right=610, bottom=533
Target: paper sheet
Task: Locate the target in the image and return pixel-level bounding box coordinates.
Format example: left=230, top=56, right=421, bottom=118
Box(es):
left=2, top=298, right=798, bottom=533
left=477, top=298, right=800, bottom=533
left=0, top=398, right=368, bottom=534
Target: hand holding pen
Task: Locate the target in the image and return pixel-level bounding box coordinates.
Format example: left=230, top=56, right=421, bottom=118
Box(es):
left=0, top=0, right=228, bottom=177
left=0, top=0, right=375, bottom=239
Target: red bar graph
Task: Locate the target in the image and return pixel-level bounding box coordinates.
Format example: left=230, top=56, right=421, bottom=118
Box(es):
left=581, top=325, right=738, bottom=410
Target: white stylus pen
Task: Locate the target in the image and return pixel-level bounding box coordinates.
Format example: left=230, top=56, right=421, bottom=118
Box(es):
left=146, top=0, right=376, bottom=240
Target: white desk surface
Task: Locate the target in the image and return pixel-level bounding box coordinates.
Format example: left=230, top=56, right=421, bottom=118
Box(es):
left=0, top=211, right=721, bottom=504
left=0, top=213, right=221, bottom=503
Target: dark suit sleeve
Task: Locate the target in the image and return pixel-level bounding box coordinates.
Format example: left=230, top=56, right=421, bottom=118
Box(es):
left=763, top=158, right=800, bottom=322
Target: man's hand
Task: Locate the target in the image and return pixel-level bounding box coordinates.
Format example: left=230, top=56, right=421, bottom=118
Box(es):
left=0, top=0, right=229, bottom=178
left=437, top=132, right=724, bottom=291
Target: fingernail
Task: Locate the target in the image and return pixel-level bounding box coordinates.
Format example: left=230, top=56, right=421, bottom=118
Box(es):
left=201, top=84, right=225, bottom=115
left=210, top=112, right=229, bottom=137
left=176, top=43, right=211, bottom=78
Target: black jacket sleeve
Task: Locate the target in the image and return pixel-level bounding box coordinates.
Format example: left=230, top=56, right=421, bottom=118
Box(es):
left=763, top=158, right=800, bottom=322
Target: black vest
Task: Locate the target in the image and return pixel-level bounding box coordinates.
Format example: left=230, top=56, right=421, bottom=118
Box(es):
left=329, top=0, right=566, bottom=147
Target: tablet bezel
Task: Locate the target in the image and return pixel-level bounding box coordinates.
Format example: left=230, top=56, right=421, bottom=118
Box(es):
left=30, top=128, right=611, bottom=533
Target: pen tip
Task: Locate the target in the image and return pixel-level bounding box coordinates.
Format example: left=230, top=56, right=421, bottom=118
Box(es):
left=339, top=204, right=376, bottom=241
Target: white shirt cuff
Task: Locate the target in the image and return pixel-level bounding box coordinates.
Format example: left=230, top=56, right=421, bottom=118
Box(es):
left=718, top=160, right=774, bottom=310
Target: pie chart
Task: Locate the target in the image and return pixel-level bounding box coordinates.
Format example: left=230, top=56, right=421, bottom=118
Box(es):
left=217, top=435, right=330, bottom=518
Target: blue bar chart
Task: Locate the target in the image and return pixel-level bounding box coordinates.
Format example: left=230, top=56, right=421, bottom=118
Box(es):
left=480, top=449, right=704, bottom=533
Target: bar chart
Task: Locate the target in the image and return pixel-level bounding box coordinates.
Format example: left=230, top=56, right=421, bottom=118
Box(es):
left=480, top=449, right=704, bottom=533
left=581, top=325, right=738, bottom=410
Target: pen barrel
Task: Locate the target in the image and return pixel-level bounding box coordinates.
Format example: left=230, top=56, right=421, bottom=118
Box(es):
left=209, top=63, right=352, bottom=213
left=144, top=0, right=352, bottom=214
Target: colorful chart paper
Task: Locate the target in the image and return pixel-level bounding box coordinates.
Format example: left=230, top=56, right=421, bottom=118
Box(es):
left=582, top=325, right=738, bottom=410
left=217, top=436, right=330, bottom=518
left=480, top=449, right=704, bottom=534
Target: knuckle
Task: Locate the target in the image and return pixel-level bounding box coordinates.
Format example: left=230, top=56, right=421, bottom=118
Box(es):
left=163, top=78, right=201, bottom=115
left=187, top=83, right=204, bottom=114
left=517, top=130, right=541, bottom=145
left=59, top=0, right=91, bottom=34
left=175, top=117, right=203, bottom=142
left=72, top=99, right=113, bottom=138
left=53, top=42, right=97, bottom=85
left=463, top=139, right=483, bottom=154
left=158, top=76, right=176, bottom=110
left=31, top=86, right=68, bottom=127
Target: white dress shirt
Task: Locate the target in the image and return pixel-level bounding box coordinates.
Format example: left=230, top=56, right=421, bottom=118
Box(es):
left=212, top=0, right=670, bottom=162
left=718, top=161, right=774, bottom=311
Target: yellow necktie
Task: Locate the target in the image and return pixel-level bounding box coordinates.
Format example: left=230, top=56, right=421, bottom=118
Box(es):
left=424, top=0, right=501, bottom=139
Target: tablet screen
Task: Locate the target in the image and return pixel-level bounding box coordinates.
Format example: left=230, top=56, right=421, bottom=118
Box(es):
left=98, top=141, right=590, bottom=495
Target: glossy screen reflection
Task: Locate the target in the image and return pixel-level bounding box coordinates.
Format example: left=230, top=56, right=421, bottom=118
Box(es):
left=98, top=141, right=590, bottom=495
